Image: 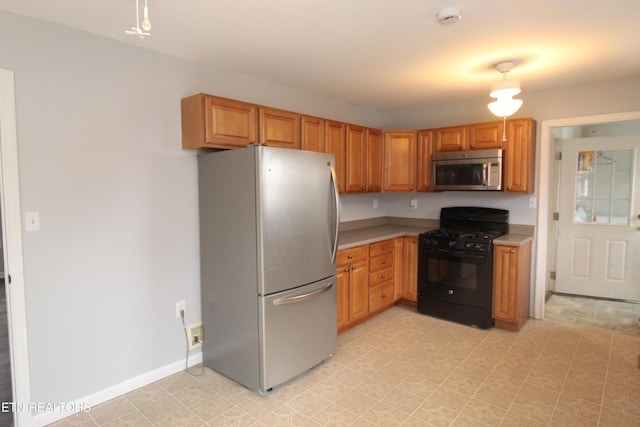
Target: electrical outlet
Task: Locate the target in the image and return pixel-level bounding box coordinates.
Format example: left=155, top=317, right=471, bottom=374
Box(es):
left=186, top=321, right=203, bottom=350
left=175, top=300, right=186, bottom=318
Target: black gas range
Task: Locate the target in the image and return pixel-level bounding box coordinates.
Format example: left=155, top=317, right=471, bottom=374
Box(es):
left=417, top=207, right=509, bottom=328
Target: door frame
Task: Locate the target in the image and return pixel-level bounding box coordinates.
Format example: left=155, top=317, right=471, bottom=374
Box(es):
left=534, top=110, right=640, bottom=319
left=0, top=68, right=32, bottom=426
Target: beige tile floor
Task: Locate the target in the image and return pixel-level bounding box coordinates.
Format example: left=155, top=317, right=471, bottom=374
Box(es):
left=52, top=305, right=640, bottom=426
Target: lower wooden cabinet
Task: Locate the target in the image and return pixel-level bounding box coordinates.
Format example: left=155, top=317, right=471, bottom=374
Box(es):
left=336, top=245, right=369, bottom=331
left=369, top=239, right=395, bottom=313
left=401, top=236, right=418, bottom=302
left=493, top=241, right=532, bottom=331
left=337, top=239, right=399, bottom=332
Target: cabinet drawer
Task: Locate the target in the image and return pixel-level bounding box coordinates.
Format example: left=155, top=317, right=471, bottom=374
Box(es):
left=369, top=283, right=395, bottom=312
left=369, top=268, right=394, bottom=287
left=369, top=253, right=394, bottom=272
left=369, top=239, right=394, bottom=257
left=336, top=245, right=368, bottom=267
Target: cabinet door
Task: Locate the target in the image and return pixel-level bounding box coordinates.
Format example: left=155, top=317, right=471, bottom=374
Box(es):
left=504, top=118, right=536, bottom=193
left=301, top=115, right=325, bottom=153
left=393, top=238, right=404, bottom=301
left=469, top=121, right=503, bottom=150
left=383, top=131, right=417, bottom=192
left=435, top=126, right=467, bottom=152
left=417, top=130, right=434, bottom=192
left=181, top=94, right=258, bottom=149
left=402, top=237, right=418, bottom=301
left=259, top=107, right=301, bottom=149
left=493, top=245, right=518, bottom=323
left=349, top=261, right=369, bottom=322
left=345, top=124, right=367, bottom=193
left=366, top=128, right=383, bottom=192
left=326, top=120, right=346, bottom=193
left=336, top=266, right=350, bottom=330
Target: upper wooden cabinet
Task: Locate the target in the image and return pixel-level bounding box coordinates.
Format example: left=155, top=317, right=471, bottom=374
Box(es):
left=416, top=130, right=434, bottom=192
left=435, top=125, right=467, bottom=152
left=468, top=121, right=503, bottom=150
left=182, top=94, right=301, bottom=150
left=301, top=115, right=325, bottom=153
left=366, top=128, right=383, bottom=193
left=259, top=107, right=301, bottom=149
left=383, top=131, right=417, bottom=192
left=325, top=120, right=346, bottom=193
left=182, top=94, right=258, bottom=149
left=504, top=118, right=536, bottom=193
left=345, top=124, right=367, bottom=193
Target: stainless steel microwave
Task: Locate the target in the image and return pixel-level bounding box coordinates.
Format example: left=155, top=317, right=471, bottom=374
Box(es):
left=432, top=149, right=503, bottom=191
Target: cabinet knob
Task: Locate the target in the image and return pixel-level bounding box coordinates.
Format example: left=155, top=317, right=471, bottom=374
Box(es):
left=348, top=254, right=353, bottom=259
left=381, top=293, right=386, bottom=298
left=381, top=274, right=386, bottom=279
left=344, top=267, right=349, bottom=272
left=507, top=186, right=512, bottom=190
left=410, top=186, right=414, bottom=190
left=382, top=246, right=387, bottom=250
left=351, top=266, right=357, bottom=270
left=471, top=144, right=475, bottom=148
left=510, top=249, right=515, bottom=253
left=382, top=260, right=387, bottom=265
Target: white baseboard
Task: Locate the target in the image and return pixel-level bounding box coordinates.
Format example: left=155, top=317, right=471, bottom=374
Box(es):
left=32, top=351, right=203, bottom=427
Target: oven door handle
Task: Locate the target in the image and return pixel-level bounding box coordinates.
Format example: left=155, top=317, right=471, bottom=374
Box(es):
left=422, top=247, right=489, bottom=260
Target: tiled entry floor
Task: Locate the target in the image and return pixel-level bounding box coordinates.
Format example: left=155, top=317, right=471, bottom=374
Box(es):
left=52, top=305, right=640, bottom=426
left=545, top=293, right=640, bottom=337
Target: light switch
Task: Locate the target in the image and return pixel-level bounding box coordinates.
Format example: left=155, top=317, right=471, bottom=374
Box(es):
left=25, top=212, right=40, bottom=231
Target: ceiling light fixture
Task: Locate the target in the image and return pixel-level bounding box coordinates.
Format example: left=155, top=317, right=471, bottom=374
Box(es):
left=125, top=0, right=151, bottom=39
left=488, top=61, right=523, bottom=140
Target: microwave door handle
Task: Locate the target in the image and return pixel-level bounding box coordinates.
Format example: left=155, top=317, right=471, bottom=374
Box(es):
left=483, top=162, right=488, bottom=187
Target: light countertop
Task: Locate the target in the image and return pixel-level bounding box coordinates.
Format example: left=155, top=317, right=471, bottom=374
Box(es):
left=338, top=217, right=534, bottom=250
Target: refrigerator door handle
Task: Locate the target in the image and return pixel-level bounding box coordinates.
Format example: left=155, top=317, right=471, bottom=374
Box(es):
left=272, top=282, right=334, bottom=306
left=329, top=163, right=340, bottom=264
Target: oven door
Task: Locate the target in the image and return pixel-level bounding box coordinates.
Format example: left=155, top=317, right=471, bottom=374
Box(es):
left=417, top=246, right=493, bottom=311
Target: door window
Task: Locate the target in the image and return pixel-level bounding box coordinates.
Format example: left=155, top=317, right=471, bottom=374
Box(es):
left=574, top=149, right=633, bottom=225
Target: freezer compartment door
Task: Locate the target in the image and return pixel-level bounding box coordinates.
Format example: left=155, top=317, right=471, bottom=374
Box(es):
left=259, top=277, right=337, bottom=391
left=258, top=146, right=339, bottom=295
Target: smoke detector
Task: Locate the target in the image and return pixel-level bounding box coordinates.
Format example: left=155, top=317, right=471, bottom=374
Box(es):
left=437, top=6, right=462, bottom=25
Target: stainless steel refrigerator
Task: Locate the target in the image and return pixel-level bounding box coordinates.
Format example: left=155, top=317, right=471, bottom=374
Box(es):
left=198, top=144, right=339, bottom=394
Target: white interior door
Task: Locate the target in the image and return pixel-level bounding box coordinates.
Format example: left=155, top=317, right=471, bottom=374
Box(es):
left=556, top=136, right=640, bottom=301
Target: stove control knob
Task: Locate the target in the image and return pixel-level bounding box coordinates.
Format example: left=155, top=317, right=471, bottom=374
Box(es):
left=448, top=240, right=456, bottom=248
left=465, top=242, right=473, bottom=248
left=448, top=289, right=454, bottom=295
left=475, top=243, right=484, bottom=250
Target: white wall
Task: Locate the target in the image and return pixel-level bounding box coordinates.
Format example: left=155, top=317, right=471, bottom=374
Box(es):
left=0, top=11, right=386, bottom=409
